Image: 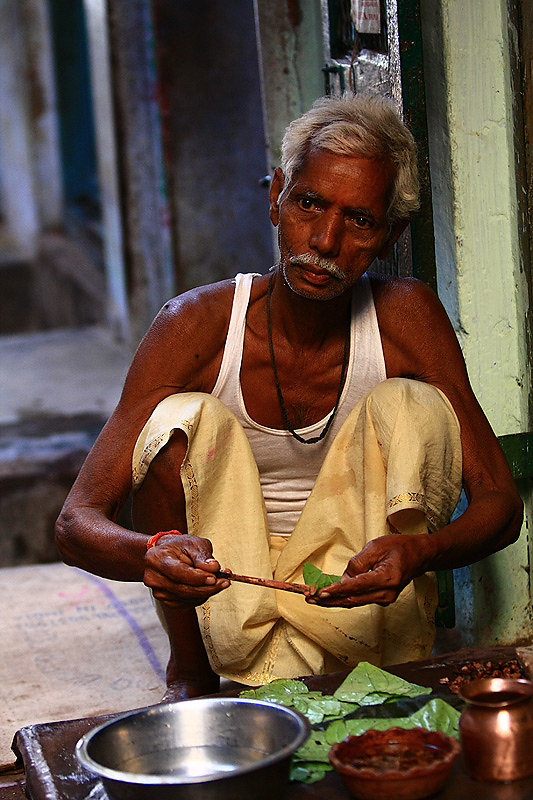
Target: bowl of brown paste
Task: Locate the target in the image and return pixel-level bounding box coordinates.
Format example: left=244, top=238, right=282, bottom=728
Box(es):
left=328, top=726, right=459, bottom=800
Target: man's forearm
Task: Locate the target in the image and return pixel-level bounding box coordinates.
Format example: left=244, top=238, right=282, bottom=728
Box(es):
left=416, top=487, right=523, bottom=576
left=55, top=504, right=149, bottom=582
left=311, top=486, right=523, bottom=609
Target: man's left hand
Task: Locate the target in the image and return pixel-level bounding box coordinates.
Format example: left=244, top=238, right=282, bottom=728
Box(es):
left=305, top=533, right=426, bottom=608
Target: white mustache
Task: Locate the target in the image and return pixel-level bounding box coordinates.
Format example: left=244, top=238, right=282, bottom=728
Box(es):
left=289, top=253, right=346, bottom=280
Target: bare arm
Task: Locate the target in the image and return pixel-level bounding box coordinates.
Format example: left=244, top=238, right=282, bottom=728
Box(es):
left=55, top=282, right=234, bottom=596
left=55, top=285, right=238, bottom=695
left=311, top=277, right=523, bottom=607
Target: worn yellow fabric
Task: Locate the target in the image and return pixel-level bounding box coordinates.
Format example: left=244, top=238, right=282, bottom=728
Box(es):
left=132, top=378, right=462, bottom=685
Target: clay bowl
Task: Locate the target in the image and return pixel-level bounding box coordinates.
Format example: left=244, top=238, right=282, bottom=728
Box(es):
left=328, top=727, right=460, bottom=800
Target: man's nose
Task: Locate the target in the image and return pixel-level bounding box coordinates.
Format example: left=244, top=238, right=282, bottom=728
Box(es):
left=308, top=210, right=343, bottom=256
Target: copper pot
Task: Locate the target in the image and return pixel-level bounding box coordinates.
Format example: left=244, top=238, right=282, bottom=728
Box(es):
left=459, top=677, right=533, bottom=782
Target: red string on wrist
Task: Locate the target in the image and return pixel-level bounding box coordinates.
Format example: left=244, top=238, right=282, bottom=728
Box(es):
left=145, top=530, right=183, bottom=550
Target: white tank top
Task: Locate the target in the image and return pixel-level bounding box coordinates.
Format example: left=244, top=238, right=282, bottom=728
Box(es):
left=212, top=273, right=386, bottom=534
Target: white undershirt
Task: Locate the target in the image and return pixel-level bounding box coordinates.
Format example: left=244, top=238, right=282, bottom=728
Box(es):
left=211, top=273, right=386, bottom=534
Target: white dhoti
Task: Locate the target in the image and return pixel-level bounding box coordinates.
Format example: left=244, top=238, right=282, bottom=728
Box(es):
left=132, top=378, right=462, bottom=686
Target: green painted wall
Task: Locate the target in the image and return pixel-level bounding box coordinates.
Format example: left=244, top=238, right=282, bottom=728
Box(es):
left=254, top=0, right=325, bottom=174
left=422, top=0, right=531, bottom=646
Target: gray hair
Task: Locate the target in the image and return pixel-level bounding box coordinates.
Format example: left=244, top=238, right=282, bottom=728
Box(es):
left=280, top=93, right=420, bottom=224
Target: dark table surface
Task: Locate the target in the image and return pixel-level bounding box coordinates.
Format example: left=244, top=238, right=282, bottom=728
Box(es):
left=4, top=646, right=533, bottom=800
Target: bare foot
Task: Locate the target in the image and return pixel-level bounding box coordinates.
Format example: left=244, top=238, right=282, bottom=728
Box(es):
left=160, top=682, right=187, bottom=704
left=159, top=677, right=220, bottom=704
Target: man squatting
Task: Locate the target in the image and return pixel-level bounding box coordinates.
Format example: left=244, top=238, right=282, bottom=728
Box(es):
left=56, top=94, right=523, bottom=700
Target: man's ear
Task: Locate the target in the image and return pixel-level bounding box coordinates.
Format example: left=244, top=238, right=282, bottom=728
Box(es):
left=269, top=168, right=285, bottom=226
left=377, top=218, right=409, bottom=260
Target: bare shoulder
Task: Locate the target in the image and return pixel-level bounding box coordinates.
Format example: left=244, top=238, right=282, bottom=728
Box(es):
left=368, top=273, right=464, bottom=382
left=122, top=278, right=237, bottom=400
left=369, top=272, right=442, bottom=319
left=153, top=279, right=235, bottom=351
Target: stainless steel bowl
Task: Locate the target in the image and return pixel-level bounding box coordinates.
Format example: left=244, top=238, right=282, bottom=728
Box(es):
left=76, top=697, right=310, bottom=800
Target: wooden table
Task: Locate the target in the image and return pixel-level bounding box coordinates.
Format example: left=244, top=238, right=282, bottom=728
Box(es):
left=4, top=647, right=533, bottom=800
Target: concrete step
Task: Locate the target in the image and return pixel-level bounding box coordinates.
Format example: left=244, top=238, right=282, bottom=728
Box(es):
left=0, top=324, right=130, bottom=427
left=0, top=325, right=131, bottom=567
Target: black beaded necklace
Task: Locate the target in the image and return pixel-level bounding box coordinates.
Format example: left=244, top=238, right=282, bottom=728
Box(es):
left=266, top=272, right=351, bottom=444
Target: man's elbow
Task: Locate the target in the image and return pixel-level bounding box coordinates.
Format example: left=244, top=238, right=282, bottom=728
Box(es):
left=502, top=489, right=524, bottom=548
left=54, top=504, right=80, bottom=566
left=511, top=494, right=525, bottom=541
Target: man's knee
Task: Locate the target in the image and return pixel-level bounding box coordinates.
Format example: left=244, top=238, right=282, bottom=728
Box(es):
left=132, top=391, right=248, bottom=496
left=367, top=377, right=439, bottom=405
left=146, top=429, right=188, bottom=481
left=132, top=429, right=189, bottom=532
left=361, top=378, right=460, bottom=464
left=365, top=378, right=453, bottom=425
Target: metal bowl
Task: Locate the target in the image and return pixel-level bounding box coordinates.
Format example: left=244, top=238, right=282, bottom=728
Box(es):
left=76, top=697, right=310, bottom=800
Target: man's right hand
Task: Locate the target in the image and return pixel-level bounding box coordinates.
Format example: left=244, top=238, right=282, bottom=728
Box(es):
left=143, top=533, right=230, bottom=607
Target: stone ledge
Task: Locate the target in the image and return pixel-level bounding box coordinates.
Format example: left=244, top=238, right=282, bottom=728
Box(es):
left=0, top=425, right=102, bottom=567
left=0, top=431, right=95, bottom=484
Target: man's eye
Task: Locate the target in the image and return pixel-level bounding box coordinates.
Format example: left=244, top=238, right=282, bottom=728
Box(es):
left=297, top=197, right=317, bottom=211
left=348, top=215, right=373, bottom=228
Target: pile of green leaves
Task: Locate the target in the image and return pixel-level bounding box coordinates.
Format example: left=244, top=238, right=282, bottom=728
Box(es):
left=240, top=661, right=461, bottom=784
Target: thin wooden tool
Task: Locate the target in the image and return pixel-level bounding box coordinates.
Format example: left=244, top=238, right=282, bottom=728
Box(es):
left=217, top=569, right=311, bottom=595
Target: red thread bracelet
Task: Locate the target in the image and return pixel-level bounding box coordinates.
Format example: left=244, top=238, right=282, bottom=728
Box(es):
left=145, top=530, right=183, bottom=550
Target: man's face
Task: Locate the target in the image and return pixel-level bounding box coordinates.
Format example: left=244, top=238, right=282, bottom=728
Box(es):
left=270, top=147, right=403, bottom=301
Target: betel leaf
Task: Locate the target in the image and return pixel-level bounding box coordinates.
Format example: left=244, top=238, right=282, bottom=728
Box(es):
left=332, top=697, right=460, bottom=739
left=292, top=693, right=346, bottom=724
left=333, top=661, right=431, bottom=704
left=240, top=682, right=351, bottom=724
left=239, top=678, right=308, bottom=704
left=302, top=561, right=342, bottom=590
left=409, top=697, right=461, bottom=737
left=324, top=718, right=349, bottom=745
left=290, top=762, right=331, bottom=784
left=293, top=730, right=331, bottom=763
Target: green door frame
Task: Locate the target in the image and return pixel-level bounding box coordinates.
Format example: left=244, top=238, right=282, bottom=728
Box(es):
left=396, top=0, right=532, bottom=628
left=397, top=0, right=532, bottom=481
